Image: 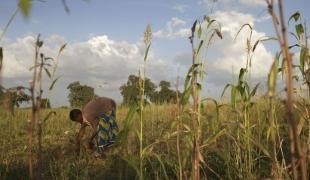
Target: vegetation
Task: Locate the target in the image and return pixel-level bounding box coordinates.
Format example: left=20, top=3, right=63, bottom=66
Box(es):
left=120, top=75, right=181, bottom=105
left=1, top=0, right=310, bottom=179
left=0, top=86, right=30, bottom=115
left=120, top=75, right=156, bottom=105
left=67, top=81, right=98, bottom=108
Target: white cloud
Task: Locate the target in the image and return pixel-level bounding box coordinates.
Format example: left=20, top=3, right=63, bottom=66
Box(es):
left=198, top=0, right=266, bottom=8
left=173, top=4, right=188, bottom=13
left=239, top=0, right=266, bottom=7
left=213, top=11, right=255, bottom=36
left=208, top=10, right=273, bottom=80
left=1, top=34, right=171, bottom=106
left=154, top=17, right=191, bottom=39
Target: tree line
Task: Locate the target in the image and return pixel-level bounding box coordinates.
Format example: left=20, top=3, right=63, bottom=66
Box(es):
left=67, top=75, right=181, bottom=107
left=0, top=74, right=180, bottom=110
left=120, top=74, right=181, bottom=105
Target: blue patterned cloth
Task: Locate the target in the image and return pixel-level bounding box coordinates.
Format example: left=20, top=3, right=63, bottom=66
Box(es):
left=96, top=112, right=118, bottom=151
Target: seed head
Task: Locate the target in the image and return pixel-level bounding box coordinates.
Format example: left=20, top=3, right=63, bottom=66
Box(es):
left=144, top=24, right=152, bottom=45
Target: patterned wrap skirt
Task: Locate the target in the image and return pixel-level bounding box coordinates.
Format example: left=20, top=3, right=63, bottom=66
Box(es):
left=96, top=111, right=118, bottom=152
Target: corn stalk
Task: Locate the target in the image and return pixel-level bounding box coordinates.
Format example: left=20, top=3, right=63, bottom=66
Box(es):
left=267, top=0, right=307, bottom=179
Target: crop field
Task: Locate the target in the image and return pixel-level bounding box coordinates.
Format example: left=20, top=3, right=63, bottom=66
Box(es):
left=0, top=101, right=303, bottom=180
left=1, top=0, right=310, bottom=180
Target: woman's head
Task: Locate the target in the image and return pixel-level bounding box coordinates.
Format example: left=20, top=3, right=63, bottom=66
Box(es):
left=69, top=109, right=83, bottom=123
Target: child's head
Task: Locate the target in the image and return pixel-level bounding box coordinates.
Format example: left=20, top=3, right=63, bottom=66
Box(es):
left=69, top=109, right=83, bottom=123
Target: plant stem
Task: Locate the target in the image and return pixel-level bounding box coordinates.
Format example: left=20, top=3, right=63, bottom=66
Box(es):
left=190, top=29, right=200, bottom=180
left=176, top=75, right=183, bottom=180
left=28, top=35, right=40, bottom=180
left=268, top=0, right=307, bottom=179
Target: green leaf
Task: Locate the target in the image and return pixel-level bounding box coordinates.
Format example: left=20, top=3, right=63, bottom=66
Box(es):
left=260, top=37, right=277, bottom=42
left=200, top=128, right=226, bottom=149
left=18, top=0, right=32, bottom=18
left=118, top=156, right=140, bottom=178
left=0, top=47, right=3, bottom=70
left=49, top=76, right=61, bottom=90
left=191, top=20, right=198, bottom=34
left=37, top=40, right=43, bottom=48
left=288, top=43, right=300, bottom=49
left=61, top=0, right=70, bottom=13
left=249, top=135, right=271, bottom=158
left=181, top=87, right=191, bottom=106
left=244, top=82, right=250, bottom=98
left=252, top=40, right=260, bottom=52
left=196, top=82, right=202, bottom=91
left=43, top=111, right=56, bottom=123
left=238, top=68, right=247, bottom=82
left=58, top=43, right=67, bottom=55
left=234, top=23, right=252, bottom=41
left=0, top=8, right=19, bottom=41
left=115, top=104, right=137, bottom=145
left=144, top=43, right=151, bottom=62
left=44, top=68, right=51, bottom=78
left=288, top=11, right=300, bottom=24
left=268, top=53, right=279, bottom=97
left=150, top=153, right=170, bottom=180
left=207, top=20, right=216, bottom=29
left=184, top=63, right=199, bottom=87
left=231, top=86, right=237, bottom=108
left=215, top=29, right=222, bottom=39
left=206, top=31, right=215, bottom=47
left=221, top=84, right=231, bottom=98
left=197, top=40, right=204, bottom=54
left=252, top=36, right=277, bottom=52
left=44, top=57, right=54, bottom=61
left=29, top=64, right=40, bottom=71
left=204, top=15, right=211, bottom=23
left=295, top=24, right=304, bottom=39
left=197, top=25, right=202, bottom=38
left=238, top=84, right=246, bottom=99
left=250, top=83, right=260, bottom=97
left=300, top=47, right=307, bottom=72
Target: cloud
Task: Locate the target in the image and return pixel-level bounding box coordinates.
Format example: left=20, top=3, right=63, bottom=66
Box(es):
left=154, top=17, right=191, bottom=39
left=173, top=52, right=192, bottom=66
left=172, top=4, right=188, bottom=13
left=207, top=11, right=273, bottom=86
left=1, top=34, right=171, bottom=106
left=169, top=10, right=274, bottom=99
left=198, top=0, right=266, bottom=9
left=239, top=0, right=266, bottom=7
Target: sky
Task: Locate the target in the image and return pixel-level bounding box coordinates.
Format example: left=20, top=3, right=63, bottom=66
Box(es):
left=0, top=0, right=310, bottom=106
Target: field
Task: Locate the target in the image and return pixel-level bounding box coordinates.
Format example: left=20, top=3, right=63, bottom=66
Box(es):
left=1, top=0, right=310, bottom=180
left=0, top=100, right=306, bottom=179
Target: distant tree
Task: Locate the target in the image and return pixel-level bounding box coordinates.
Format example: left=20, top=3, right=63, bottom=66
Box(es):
left=0, top=86, right=30, bottom=115
left=153, top=80, right=181, bottom=104
left=67, top=81, right=97, bottom=107
left=40, top=98, right=51, bottom=109
left=120, top=74, right=156, bottom=105
left=0, top=86, right=4, bottom=102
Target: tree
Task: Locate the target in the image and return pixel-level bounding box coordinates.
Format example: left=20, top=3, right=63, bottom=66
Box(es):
left=153, top=80, right=181, bottom=104
left=0, top=86, right=30, bottom=115
left=67, top=81, right=97, bottom=107
left=40, top=98, right=51, bottom=109
left=120, top=74, right=156, bottom=105
left=120, top=75, right=182, bottom=105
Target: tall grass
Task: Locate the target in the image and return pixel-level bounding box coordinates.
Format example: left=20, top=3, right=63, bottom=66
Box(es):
left=138, top=24, right=152, bottom=180
left=268, top=0, right=307, bottom=179
left=2, top=1, right=310, bottom=180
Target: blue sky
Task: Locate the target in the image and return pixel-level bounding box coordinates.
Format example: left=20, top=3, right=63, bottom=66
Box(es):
left=1, top=0, right=309, bottom=106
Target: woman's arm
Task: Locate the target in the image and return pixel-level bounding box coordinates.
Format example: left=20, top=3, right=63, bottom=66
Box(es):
left=76, top=124, right=86, bottom=155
